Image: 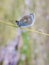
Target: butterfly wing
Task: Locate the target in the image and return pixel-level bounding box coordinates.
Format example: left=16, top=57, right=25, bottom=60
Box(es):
left=16, top=13, right=35, bottom=27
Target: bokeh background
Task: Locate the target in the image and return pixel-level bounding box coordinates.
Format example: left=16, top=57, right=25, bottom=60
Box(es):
left=0, top=0, right=49, bottom=65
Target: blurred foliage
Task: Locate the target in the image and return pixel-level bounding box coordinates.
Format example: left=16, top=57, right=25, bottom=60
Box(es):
left=0, top=0, right=49, bottom=65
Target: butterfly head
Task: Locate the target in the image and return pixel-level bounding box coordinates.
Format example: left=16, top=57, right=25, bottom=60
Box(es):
left=16, top=20, right=21, bottom=27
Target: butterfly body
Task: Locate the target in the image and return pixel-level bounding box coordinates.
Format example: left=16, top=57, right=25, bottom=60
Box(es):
left=16, top=13, right=35, bottom=28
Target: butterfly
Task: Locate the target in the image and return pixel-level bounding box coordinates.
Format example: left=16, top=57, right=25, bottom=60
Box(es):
left=16, top=13, right=35, bottom=28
